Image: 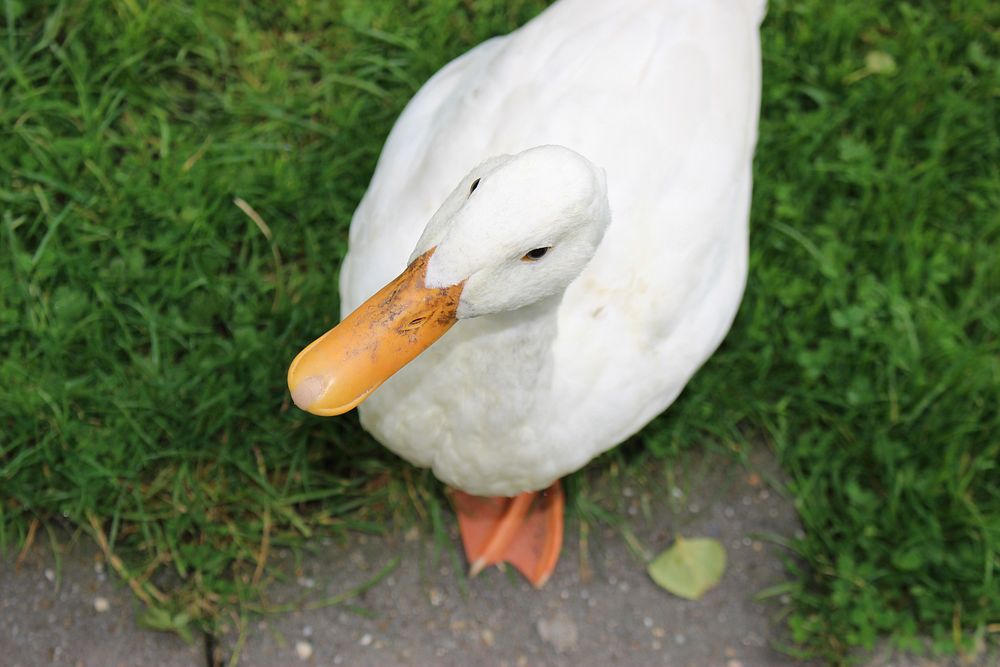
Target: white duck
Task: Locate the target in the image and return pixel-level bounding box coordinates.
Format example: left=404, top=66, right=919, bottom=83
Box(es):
left=289, top=0, right=764, bottom=586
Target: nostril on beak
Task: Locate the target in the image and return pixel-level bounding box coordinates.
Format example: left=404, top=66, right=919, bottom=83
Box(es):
left=291, top=375, right=326, bottom=411
left=402, top=316, right=428, bottom=332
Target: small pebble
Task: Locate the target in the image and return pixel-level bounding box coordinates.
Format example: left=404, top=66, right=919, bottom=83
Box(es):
left=727, top=660, right=745, bottom=667
left=481, top=628, right=495, bottom=647
left=44, top=569, right=55, bottom=582
left=295, top=640, right=313, bottom=660
left=359, top=633, right=373, bottom=646
left=642, top=616, right=653, bottom=628
left=404, top=526, right=420, bottom=542
left=537, top=611, right=579, bottom=653
left=297, top=576, right=315, bottom=589
left=674, top=633, right=686, bottom=645
left=652, top=640, right=662, bottom=651
left=652, top=627, right=666, bottom=638
left=93, top=597, right=110, bottom=613
left=303, top=625, right=313, bottom=637
left=428, top=587, right=444, bottom=606
left=724, top=506, right=736, bottom=518
left=671, top=486, right=683, bottom=499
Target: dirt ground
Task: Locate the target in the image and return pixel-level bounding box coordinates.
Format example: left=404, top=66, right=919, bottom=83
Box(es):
left=3, top=447, right=994, bottom=666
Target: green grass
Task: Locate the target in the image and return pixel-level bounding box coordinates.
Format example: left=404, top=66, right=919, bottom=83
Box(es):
left=1, top=0, right=997, bottom=662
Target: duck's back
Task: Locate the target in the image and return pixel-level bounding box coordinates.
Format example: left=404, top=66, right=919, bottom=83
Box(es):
left=340, top=0, right=764, bottom=493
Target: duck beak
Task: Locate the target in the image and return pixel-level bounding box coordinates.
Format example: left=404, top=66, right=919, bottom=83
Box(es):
left=287, top=248, right=463, bottom=416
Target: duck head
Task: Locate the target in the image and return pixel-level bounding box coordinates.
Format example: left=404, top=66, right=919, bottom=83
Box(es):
left=287, top=145, right=611, bottom=416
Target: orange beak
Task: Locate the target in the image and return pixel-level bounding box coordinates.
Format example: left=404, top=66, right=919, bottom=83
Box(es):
left=287, top=248, right=464, bottom=416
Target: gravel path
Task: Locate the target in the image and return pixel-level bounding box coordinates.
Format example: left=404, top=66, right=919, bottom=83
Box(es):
left=2, top=537, right=204, bottom=666
left=215, top=447, right=808, bottom=666
left=4, top=447, right=995, bottom=666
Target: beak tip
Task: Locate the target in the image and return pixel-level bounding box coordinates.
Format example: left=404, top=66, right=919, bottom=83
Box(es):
left=290, top=375, right=325, bottom=412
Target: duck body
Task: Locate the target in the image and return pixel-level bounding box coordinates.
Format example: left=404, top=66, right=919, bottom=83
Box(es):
left=336, top=0, right=764, bottom=496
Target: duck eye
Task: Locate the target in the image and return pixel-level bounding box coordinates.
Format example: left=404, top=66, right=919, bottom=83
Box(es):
left=469, top=178, right=481, bottom=194
left=522, top=247, right=551, bottom=261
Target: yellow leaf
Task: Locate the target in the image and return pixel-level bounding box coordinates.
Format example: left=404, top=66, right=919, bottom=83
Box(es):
left=864, top=51, right=897, bottom=75
left=647, top=536, right=726, bottom=600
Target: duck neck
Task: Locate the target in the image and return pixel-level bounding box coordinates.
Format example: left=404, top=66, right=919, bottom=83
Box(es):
left=455, top=294, right=562, bottom=421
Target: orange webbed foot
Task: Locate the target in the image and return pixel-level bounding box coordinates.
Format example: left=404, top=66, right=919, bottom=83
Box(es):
left=451, top=480, right=564, bottom=588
